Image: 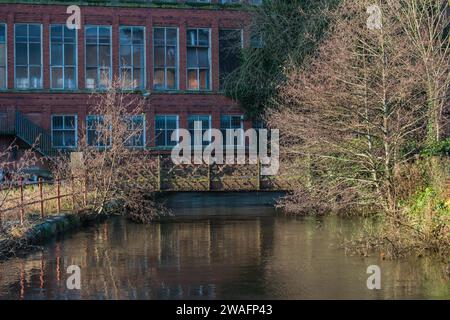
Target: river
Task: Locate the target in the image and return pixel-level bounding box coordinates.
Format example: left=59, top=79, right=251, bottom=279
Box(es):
left=0, top=193, right=448, bottom=300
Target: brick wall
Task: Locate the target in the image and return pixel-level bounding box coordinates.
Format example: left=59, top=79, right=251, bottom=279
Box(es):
left=0, top=3, right=253, bottom=149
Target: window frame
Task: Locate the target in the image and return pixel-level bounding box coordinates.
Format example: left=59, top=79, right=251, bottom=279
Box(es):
left=0, top=23, right=7, bottom=89
left=220, top=114, right=244, bottom=147
left=188, top=114, right=212, bottom=148
left=50, top=24, right=78, bottom=90
left=14, top=23, right=43, bottom=89
left=119, top=26, right=146, bottom=90
left=84, top=25, right=112, bottom=90
left=51, top=114, right=78, bottom=149
left=186, top=28, right=211, bottom=91
left=154, top=114, right=179, bottom=148
left=86, top=114, right=112, bottom=148
left=153, top=26, right=179, bottom=91
left=125, top=114, right=146, bottom=148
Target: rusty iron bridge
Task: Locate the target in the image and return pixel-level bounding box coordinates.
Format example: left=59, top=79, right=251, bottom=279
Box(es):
left=148, top=156, right=298, bottom=192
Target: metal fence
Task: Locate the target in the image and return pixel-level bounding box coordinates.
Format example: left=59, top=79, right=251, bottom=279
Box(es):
left=0, top=175, right=87, bottom=227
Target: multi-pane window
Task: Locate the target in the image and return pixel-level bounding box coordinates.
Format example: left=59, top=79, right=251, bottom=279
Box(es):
left=220, top=115, right=244, bottom=146
left=86, top=115, right=111, bottom=147
left=153, top=27, right=178, bottom=90
left=188, top=115, right=211, bottom=147
left=15, top=24, right=42, bottom=89
left=155, top=115, right=178, bottom=147
left=85, top=26, right=111, bottom=89
left=50, top=25, right=77, bottom=89
left=0, top=24, right=6, bottom=89
left=187, top=28, right=210, bottom=91
left=125, top=115, right=145, bottom=147
left=250, top=29, right=264, bottom=48
left=119, top=26, right=145, bottom=90
left=51, top=115, right=77, bottom=148
left=219, top=29, right=242, bottom=88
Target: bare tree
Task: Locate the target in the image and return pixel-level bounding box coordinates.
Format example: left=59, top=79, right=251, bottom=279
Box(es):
left=269, top=0, right=434, bottom=214
left=389, top=0, right=450, bottom=144
left=54, top=78, right=166, bottom=222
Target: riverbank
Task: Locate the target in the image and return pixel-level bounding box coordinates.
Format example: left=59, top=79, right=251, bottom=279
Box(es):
left=0, top=211, right=109, bottom=261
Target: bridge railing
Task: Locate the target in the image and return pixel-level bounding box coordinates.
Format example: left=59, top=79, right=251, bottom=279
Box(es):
left=157, top=156, right=296, bottom=192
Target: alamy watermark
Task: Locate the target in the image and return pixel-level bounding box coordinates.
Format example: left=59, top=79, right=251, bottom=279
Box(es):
left=66, top=5, right=81, bottom=30
left=171, top=122, right=280, bottom=176
left=66, top=265, right=81, bottom=290
left=366, top=265, right=381, bottom=290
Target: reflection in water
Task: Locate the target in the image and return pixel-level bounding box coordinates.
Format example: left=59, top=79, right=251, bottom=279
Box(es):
left=0, top=212, right=448, bottom=300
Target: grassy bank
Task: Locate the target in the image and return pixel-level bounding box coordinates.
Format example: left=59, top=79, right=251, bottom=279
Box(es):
left=351, top=157, right=449, bottom=260
left=0, top=209, right=110, bottom=261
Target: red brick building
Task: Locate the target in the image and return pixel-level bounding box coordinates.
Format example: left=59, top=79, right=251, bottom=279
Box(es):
left=0, top=1, right=260, bottom=160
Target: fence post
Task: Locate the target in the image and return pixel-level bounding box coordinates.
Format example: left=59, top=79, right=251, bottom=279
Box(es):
left=71, top=175, right=75, bottom=211
left=157, top=155, right=161, bottom=191
left=39, top=177, right=44, bottom=219
left=56, top=176, right=61, bottom=214
left=19, top=177, right=24, bottom=226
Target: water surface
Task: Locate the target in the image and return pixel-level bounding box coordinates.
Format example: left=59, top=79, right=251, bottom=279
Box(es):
left=0, top=197, right=448, bottom=300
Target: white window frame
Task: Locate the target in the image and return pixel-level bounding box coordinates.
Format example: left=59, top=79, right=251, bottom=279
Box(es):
left=85, top=25, right=112, bottom=90
left=153, top=26, right=179, bottom=91
left=51, top=114, right=78, bottom=149
left=155, top=114, right=179, bottom=148
left=221, top=114, right=244, bottom=147
left=119, top=26, right=146, bottom=90
left=186, top=28, right=211, bottom=91
left=125, top=114, right=146, bottom=148
left=188, top=114, right=212, bottom=148
left=86, top=115, right=112, bottom=148
left=0, top=23, right=7, bottom=89
left=14, top=23, right=43, bottom=89
left=50, top=24, right=78, bottom=90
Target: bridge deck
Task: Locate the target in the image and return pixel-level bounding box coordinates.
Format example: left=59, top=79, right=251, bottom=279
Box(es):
left=147, top=157, right=298, bottom=192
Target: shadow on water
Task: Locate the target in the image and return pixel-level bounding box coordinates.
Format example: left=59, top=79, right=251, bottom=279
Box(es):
left=0, top=192, right=448, bottom=300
